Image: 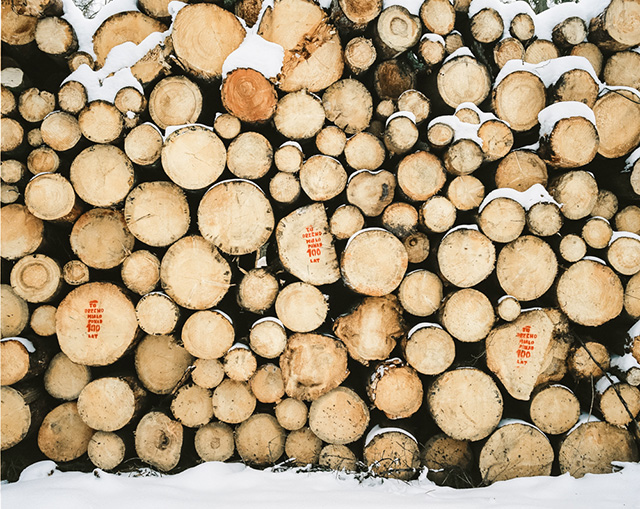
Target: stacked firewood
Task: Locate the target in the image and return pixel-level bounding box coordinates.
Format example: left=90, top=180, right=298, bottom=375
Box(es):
left=2, top=0, right=640, bottom=486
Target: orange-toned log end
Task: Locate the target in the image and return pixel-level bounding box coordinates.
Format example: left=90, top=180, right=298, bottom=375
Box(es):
left=222, top=68, right=278, bottom=124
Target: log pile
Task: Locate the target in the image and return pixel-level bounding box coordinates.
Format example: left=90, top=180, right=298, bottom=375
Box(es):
left=2, top=0, right=640, bottom=487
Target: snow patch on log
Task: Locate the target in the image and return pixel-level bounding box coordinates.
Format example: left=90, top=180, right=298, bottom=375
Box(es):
left=494, top=56, right=599, bottom=88
left=628, top=320, right=640, bottom=339
left=420, top=33, right=445, bottom=45
left=442, top=224, right=479, bottom=239
left=383, top=0, right=429, bottom=16
left=407, top=322, right=444, bottom=338
left=538, top=101, right=596, bottom=137
left=62, top=65, right=143, bottom=103
left=497, top=418, right=549, bottom=441
left=222, top=32, right=284, bottom=79
left=566, top=412, right=601, bottom=436
left=582, top=256, right=607, bottom=265
left=164, top=123, right=214, bottom=138
left=386, top=111, right=416, bottom=126
left=0, top=337, right=35, bottom=353
left=625, top=146, right=640, bottom=170
left=609, top=230, right=640, bottom=245
left=478, top=183, right=559, bottom=213
left=427, top=115, right=482, bottom=145
left=364, top=425, right=418, bottom=446
left=595, top=375, right=620, bottom=395
left=443, top=46, right=475, bottom=64
left=611, top=353, right=640, bottom=372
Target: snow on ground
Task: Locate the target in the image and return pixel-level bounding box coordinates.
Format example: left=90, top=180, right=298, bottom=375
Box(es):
left=3, top=460, right=640, bottom=509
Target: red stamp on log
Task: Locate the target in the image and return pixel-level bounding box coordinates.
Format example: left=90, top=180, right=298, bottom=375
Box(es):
left=302, top=225, right=322, bottom=264
left=515, top=325, right=536, bottom=366
left=84, top=299, right=104, bottom=339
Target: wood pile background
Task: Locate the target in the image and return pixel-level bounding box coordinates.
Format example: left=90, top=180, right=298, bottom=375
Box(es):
left=2, top=0, right=640, bottom=487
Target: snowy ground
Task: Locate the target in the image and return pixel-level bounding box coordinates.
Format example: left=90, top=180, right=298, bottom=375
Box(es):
left=2, top=460, right=640, bottom=508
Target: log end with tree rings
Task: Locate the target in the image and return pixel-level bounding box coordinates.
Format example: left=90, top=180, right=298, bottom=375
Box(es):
left=223, top=345, right=257, bottom=382
left=397, top=269, right=443, bottom=317
left=194, top=422, right=235, bottom=463
left=427, top=368, right=503, bottom=442
left=403, top=324, right=455, bottom=376
left=191, top=358, right=224, bottom=390
left=39, top=111, right=81, bottom=152
left=18, top=88, right=55, bottom=123
left=373, top=58, right=416, bottom=100
left=496, top=235, right=557, bottom=302
left=70, top=208, right=135, bottom=270
left=384, top=114, right=419, bottom=155
left=319, top=444, right=357, bottom=471
left=556, top=259, right=624, bottom=327
left=567, top=341, right=610, bottom=379
left=493, top=37, right=525, bottom=69
left=88, top=431, right=126, bottom=471
left=330, top=205, right=365, bottom=241
left=78, top=100, right=124, bottom=145
left=25, top=173, right=81, bottom=223
left=529, top=384, right=580, bottom=435
left=275, top=398, right=308, bottom=431
left=1, top=384, right=44, bottom=451
left=134, top=411, right=183, bottom=472
left=363, top=429, right=420, bottom=480
left=221, top=68, right=278, bottom=124
left=60, top=263, right=88, bottom=291
left=1, top=284, right=29, bottom=337
left=316, top=126, right=347, bottom=157
left=170, top=3, right=245, bottom=80
left=447, top=175, right=485, bottom=211
left=615, top=205, right=640, bottom=233
left=273, top=91, right=326, bottom=140
left=341, top=229, right=408, bottom=296
left=285, top=426, right=323, bottom=466
left=421, top=434, right=474, bottom=488
left=135, top=292, right=180, bottom=336
left=300, top=155, right=348, bottom=202
left=198, top=180, right=274, bottom=256
left=333, top=295, right=405, bottom=366
left=550, top=69, right=599, bottom=108
left=437, top=55, right=491, bottom=109
left=477, top=119, right=513, bottom=162
left=420, top=195, right=456, bottom=233
left=598, top=381, right=640, bottom=427
left=160, top=235, right=232, bottom=310
left=250, top=363, right=285, bottom=404
left=593, top=89, right=640, bottom=159
left=625, top=272, right=640, bottom=319
left=478, top=197, right=525, bottom=243
left=526, top=202, right=563, bottom=237
left=181, top=309, right=234, bottom=360
left=581, top=217, right=612, bottom=250
left=559, top=420, right=639, bottom=478
left=592, top=189, right=619, bottom=220
left=495, top=150, right=548, bottom=192
left=308, top=387, right=369, bottom=445
left=270, top=172, right=301, bottom=205
left=346, top=169, right=396, bottom=217
left=375, top=5, right=421, bottom=59
left=381, top=202, right=418, bottom=239
left=275, top=282, right=328, bottom=333
left=121, top=250, right=160, bottom=296
left=235, top=413, right=286, bottom=467
left=441, top=288, right=495, bottom=343
left=279, top=333, right=348, bottom=401
left=161, top=125, right=226, bottom=191
left=237, top=269, right=279, bottom=315
left=125, top=181, right=190, bottom=248
left=249, top=318, right=287, bottom=360
left=367, top=359, right=423, bottom=419
left=44, top=352, right=91, bottom=401
left=10, top=254, right=62, bottom=303
left=437, top=227, right=495, bottom=288
left=492, top=71, right=546, bottom=132
left=322, top=78, right=373, bottom=134
left=135, top=334, right=194, bottom=395
left=603, top=50, right=640, bottom=90
left=608, top=236, right=640, bottom=276
left=227, top=132, right=273, bottom=180
left=56, top=282, right=138, bottom=367
left=27, top=146, right=59, bottom=175
left=38, top=401, right=94, bottom=462
left=213, top=113, right=242, bottom=141
left=344, top=131, right=386, bottom=171
left=274, top=143, right=303, bottom=174
left=588, top=0, right=640, bottom=52
left=70, top=144, right=134, bottom=208
left=344, top=37, right=377, bottom=75
left=170, top=383, right=214, bottom=428
left=124, top=123, right=163, bottom=167
left=524, top=40, right=560, bottom=64
left=443, top=139, right=484, bottom=177
left=470, top=8, right=504, bottom=44
left=77, top=376, right=146, bottom=432
left=510, top=12, right=535, bottom=42
left=479, top=422, right=554, bottom=484
left=420, top=0, right=456, bottom=36
left=496, top=295, right=521, bottom=322
left=539, top=116, right=599, bottom=169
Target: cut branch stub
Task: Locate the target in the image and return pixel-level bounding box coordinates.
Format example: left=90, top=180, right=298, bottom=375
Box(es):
left=275, top=203, right=340, bottom=286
